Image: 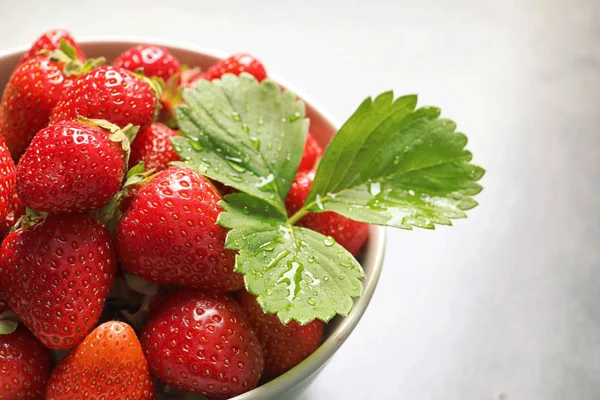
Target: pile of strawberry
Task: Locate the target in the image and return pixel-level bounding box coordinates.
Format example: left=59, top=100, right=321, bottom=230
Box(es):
left=0, top=30, right=369, bottom=399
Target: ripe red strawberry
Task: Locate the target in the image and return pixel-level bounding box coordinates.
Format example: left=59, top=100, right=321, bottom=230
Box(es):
left=116, top=167, right=244, bottom=292
left=0, top=325, right=51, bottom=400
left=113, top=45, right=181, bottom=83
left=129, top=122, right=180, bottom=171
left=203, top=53, right=267, bottom=82
left=19, top=29, right=85, bottom=65
left=141, top=291, right=264, bottom=398
left=0, top=189, right=24, bottom=239
left=16, top=119, right=130, bottom=213
left=46, top=321, right=155, bottom=400
left=298, top=133, right=323, bottom=172
left=50, top=66, right=158, bottom=129
left=116, top=166, right=242, bottom=292
left=0, top=214, right=117, bottom=350
left=0, top=55, right=80, bottom=159
left=236, top=291, right=324, bottom=379
left=0, top=137, right=15, bottom=223
left=286, top=171, right=369, bottom=255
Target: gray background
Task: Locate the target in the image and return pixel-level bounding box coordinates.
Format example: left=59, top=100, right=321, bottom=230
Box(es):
left=1, top=0, right=598, bottom=399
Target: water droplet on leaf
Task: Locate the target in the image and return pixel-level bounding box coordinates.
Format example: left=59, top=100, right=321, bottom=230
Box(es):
left=369, top=181, right=381, bottom=196
left=228, top=173, right=243, bottom=182
left=288, top=112, right=301, bottom=122
left=250, top=136, right=261, bottom=150
left=190, top=140, right=203, bottom=151
left=323, top=236, right=335, bottom=247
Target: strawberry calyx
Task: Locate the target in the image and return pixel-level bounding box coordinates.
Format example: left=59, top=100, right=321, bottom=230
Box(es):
left=11, top=208, right=45, bottom=232
left=77, top=116, right=139, bottom=153
left=48, top=39, right=105, bottom=77
left=156, top=73, right=183, bottom=128
left=180, top=65, right=203, bottom=86
left=132, top=70, right=164, bottom=121
left=155, top=64, right=201, bottom=128
left=135, top=72, right=164, bottom=99
left=91, top=163, right=156, bottom=231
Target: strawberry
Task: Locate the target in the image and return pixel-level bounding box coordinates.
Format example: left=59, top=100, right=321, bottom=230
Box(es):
left=298, top=132, right=323, bottom=172
left=0, top=189, right=24, bottom=239
left=236, top=291, right=324, bottom=380
left=0, top=213, right=117, bottom=350
left=203, top=53, right=267, bottom=82
left=141, top=291, right=264, bottom=398
left=50, top=66, right=158, bottom=130
left=113, top=45, right=181, bottom=83
left=0, top=325, right=51, bottom=400
left=129, top=122, right=180, bottom=171
left=46, top=321, right=155, bottom=400
left=286, top=171, right=369, bottom=255
left=116, top=166, right=243, bottom=292
left=0, top=52, right=86, bottom=159
left=19, top=29, right=84, bottom=65
left=0, top=137, right=15, bottom=224
left=16, top=119, right=132, bottom=213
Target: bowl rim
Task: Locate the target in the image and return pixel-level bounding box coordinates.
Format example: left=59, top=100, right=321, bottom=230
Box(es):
left=0, top=37, right=387, bottom=399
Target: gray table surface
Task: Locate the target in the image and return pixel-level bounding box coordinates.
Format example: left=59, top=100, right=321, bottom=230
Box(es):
left=1, top=0, right=598, bottom=399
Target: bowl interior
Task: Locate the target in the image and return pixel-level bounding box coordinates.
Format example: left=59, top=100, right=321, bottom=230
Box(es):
left=0, top=39, right=386, bottom=400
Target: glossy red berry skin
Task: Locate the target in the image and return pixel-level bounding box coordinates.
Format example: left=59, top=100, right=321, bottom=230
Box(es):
left=203, top=53, right=267, bottom=82
left=19, top=29, right=85, bottom=65
left=0, top=325, right=51, bottom=400
left=116, top=166, right=243, bottom=292
left=0, top=56, right=77, bottom=159
left=286, top=171, right=370, bottom=256
left=298, top=133, right=323, bottom=172
left=0, top=190, right=24, bottom=239
left=0, top=137, right=15, bottom=224
left=0, top=214, right=117, bottom=350
left=129, top=122, right=180, bottom=171
left=50, top=66, right=157, bottom=130
left=237, top=290, right=325, bottom=379
left=46, top=321, right=155, bottom=400
left=141, top=291, right=264, bottom=398
left=113, top=45, right=181, bottom=83
left=16, top=120, right=126, bottom=213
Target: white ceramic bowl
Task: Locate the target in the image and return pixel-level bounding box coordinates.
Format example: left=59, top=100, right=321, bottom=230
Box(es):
left=0, top=38, right=386, bottom=400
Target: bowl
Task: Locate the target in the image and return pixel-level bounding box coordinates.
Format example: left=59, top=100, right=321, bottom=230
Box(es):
left=0, top=38, right=386, bottom=400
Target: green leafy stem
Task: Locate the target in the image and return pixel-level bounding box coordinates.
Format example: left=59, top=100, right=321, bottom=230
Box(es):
left=173, top=74, right=485, bottom=324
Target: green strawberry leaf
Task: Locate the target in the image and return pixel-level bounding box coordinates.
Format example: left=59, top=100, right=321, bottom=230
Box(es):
left=172, top=74, right=309, bottom=217
left=59, top=39, right=77, bottom=60
left=219, top=193, right=364, bottom=325
left=175, top=82, right=485, bottom=323
left=294, top=92, right=485, bottom=229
